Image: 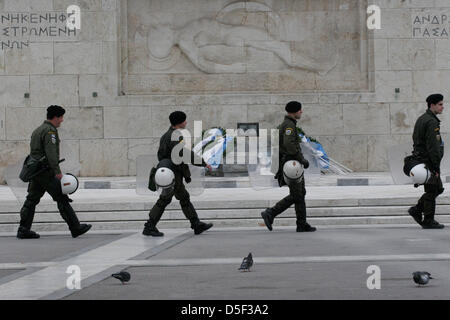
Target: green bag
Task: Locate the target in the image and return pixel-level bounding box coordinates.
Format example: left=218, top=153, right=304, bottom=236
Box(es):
left=19, top=155, right=45, bottom=182
left=148, top=167, right=157, bottom=191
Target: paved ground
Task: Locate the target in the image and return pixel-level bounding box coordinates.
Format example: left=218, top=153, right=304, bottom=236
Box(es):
left=66, top=260, right=450, bottom=300
left=0, top=225, right=449, bottom=300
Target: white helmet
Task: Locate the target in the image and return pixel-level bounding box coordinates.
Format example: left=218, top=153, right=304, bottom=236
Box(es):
left=283, top=160, right=304, bottom=185
left=155, top=167, right=175, bottom=189
left=409, top=163, right=431, bottom=184
left=61, top=173, right=79, bottom=195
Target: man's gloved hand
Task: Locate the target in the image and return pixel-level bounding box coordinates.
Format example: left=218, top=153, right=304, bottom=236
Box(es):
left=185, top=177, right=192, bottom=184
left=301, top=159, right=309, bottom=169
left=274, top=172, right=285, bottom=187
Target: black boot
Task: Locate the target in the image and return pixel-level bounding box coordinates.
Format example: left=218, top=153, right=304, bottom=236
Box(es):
left=296, top=222, right=316, bottom=232
left=19, top=202, right=37, bottom=232
left=71, top=224, right=92, bottom=238
left=422, top=219, right=445, bottom=229
left=58, top=200, right=82, bottom=230
left=408, top=206, right=423, bottom=225
left=143, top=221, right=164, bottom=237
left=17, top=226, right=40, bottom=239
left=261, top=209, right=274, bottom=231
left=192, top=221, right=213, bottom=235
left=422, top=200, right=444, bottom=229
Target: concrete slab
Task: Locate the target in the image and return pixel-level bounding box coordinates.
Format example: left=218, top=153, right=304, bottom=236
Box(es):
left=84, top=181, right=111, bottom=189
left=337, top=178, right=369, bottom=186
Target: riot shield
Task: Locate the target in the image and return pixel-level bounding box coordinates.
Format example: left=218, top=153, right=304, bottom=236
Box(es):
left=301, top=142, right=321, bottom=178
left=387, top=144, right=414, bottom=185
left=4, top=158, right=29, bottom=202
left=60, top=159, right=81, bottom=177
left=135, top=154, right=205, bottom=196
left=389, top=141, right=450, bottom=184
left=136, top=154, right=159, bottom=195
left=248, top=152, right=278, bottom=190
left=184, top=164, right=206, bottom=196
left=440, top=134, right=450, bottom=175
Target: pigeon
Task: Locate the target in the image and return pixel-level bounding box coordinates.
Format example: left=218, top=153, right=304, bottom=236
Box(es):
left=112, top=271, right=131, bottom=284
left=412, top=271, right=433, bottom=285
left=239, top=253, right=253, bottom=271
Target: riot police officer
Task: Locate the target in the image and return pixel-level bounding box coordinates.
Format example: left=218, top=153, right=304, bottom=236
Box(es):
left=408, top=94, right=445, bottom=229
left=261, top=101, right=316, bottom=232
left=143, top=111, right=213, bottom=237
left=17, top=105, right=92, bottom=239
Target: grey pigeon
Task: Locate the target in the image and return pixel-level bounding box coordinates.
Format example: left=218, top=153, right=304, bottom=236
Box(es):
left=112, top=271, right=131, bottom=284
left=239, top=253, right=253, bottom=271
left=412, top=271, right=433, bottom=285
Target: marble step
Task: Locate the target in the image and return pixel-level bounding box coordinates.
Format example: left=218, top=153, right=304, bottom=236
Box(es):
left=77, top=176, right=397, bottom=189
left=3, top=196, right=450, bottom=213
left=1, top=215, right=450, bottom=233
left=2, top=205, right=450, bottom=223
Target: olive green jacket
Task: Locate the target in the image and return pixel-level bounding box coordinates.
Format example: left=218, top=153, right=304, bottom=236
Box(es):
left=279, top=115, right=306, bottom=163
left=412, top=109, right=444, bottom=173
left=29, top=120, right=61, bottom=175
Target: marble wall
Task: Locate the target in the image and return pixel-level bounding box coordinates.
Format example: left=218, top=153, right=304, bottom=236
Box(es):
left=1, top=0, right=450, bottom=182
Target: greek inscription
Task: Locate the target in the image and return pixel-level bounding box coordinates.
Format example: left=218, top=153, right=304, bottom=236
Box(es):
left=0, top=9, right=78, bottom=49
left=412, top=12, right=450, bottom=38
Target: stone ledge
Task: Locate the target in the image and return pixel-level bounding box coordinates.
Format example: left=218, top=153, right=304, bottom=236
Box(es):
left=337, top=178, right=369, bottom=186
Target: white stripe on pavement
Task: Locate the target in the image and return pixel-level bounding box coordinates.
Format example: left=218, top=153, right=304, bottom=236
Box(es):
left=0, top=262, right=56, bottom=270
left=125, top=253, right=450, bottom=267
